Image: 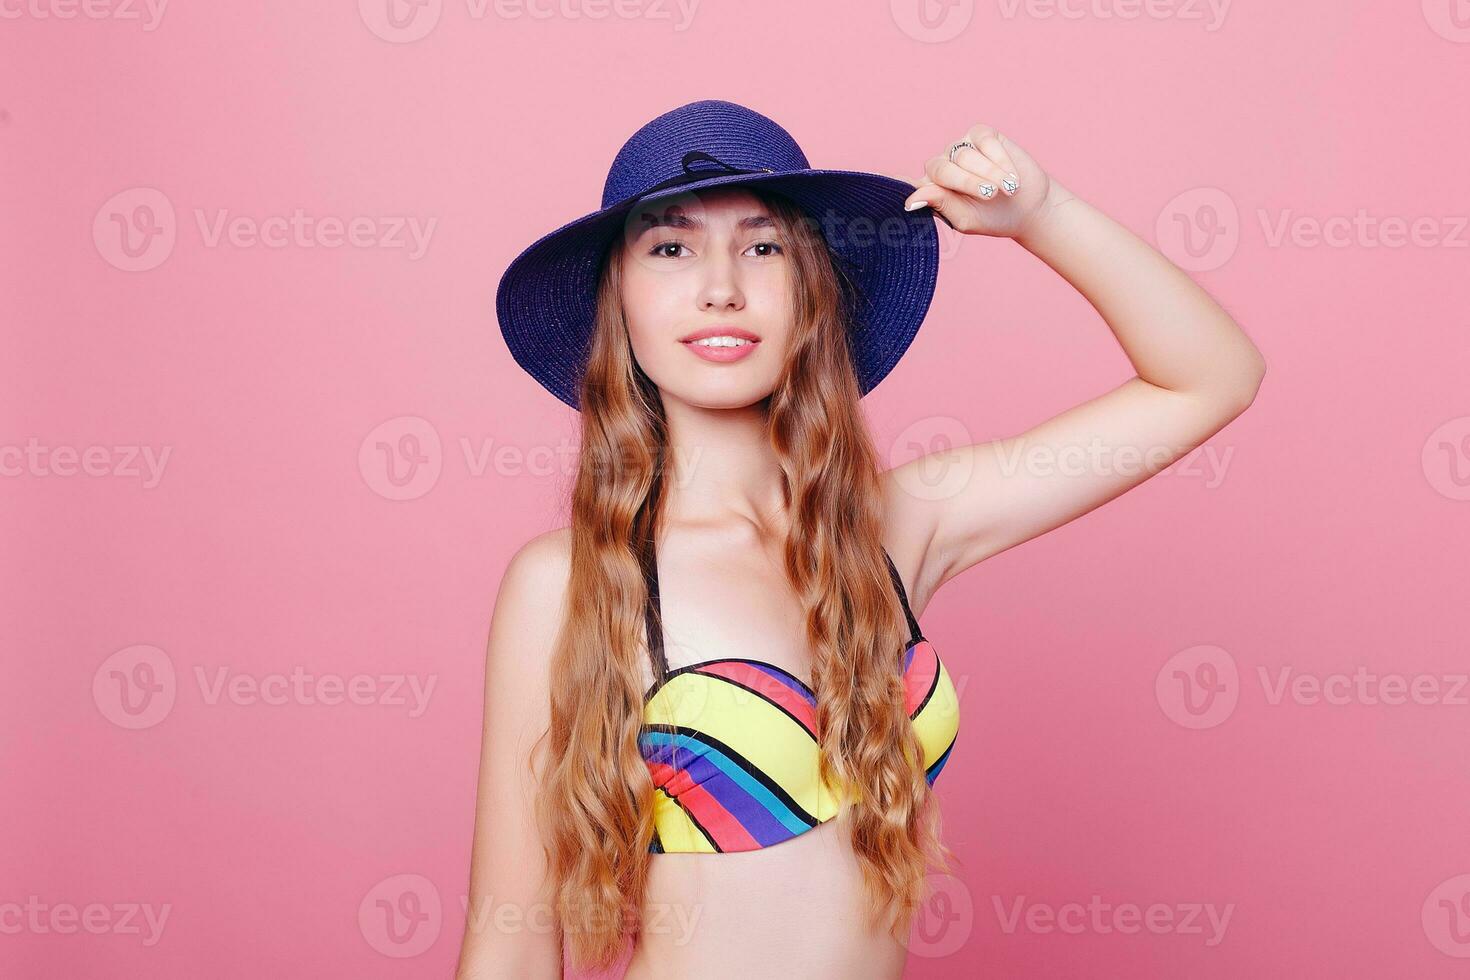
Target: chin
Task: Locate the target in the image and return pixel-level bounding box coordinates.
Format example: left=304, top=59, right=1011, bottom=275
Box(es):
left=668, top=384, right=775, bottom=412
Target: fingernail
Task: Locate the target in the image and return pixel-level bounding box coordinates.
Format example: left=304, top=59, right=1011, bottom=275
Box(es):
left=978, top=183, right=996, bottom=199
left=1002, top=174, right=1019, bottom=195
left=904, top=200, right=928, bottom=211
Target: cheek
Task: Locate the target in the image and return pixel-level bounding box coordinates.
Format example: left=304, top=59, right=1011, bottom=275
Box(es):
left=620, top=270, right=677, bottom=347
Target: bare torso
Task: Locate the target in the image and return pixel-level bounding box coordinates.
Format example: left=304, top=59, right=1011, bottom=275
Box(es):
left=624, top=814, right=909, bottom=980
left=619, top=519, right=924, bottom=980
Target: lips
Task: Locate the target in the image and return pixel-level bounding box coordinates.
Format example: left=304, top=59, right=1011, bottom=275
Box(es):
left=678, top=325, right=762, bottom=343
left=679, top=325, right=761, bottom=363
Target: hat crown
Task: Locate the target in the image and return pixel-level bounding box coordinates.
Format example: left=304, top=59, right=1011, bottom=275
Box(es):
left=600, top=99, right=811, bottom=210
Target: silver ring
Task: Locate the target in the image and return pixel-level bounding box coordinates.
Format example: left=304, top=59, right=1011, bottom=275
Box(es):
left=948, top=140, right=975, bottom=162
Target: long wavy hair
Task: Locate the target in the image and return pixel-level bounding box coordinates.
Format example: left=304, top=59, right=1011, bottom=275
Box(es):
left=530, top=186, right=956, bottom=972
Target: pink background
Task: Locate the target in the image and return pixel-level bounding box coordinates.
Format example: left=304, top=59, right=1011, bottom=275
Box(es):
left=4, top=2, right=1469, bottom=977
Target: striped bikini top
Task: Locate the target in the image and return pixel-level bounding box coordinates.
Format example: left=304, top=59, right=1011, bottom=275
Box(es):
left=638, top=542, right=960, bottom=854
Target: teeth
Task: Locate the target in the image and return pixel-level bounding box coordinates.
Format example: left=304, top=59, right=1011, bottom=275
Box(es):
left=690, top=336, right=753, bottom=347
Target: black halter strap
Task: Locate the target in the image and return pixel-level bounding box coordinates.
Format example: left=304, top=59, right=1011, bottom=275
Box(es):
left=639, top=540, right=924, bottom=679
left=882, top=548, right=925, bottom=645
left=639, top=534, right=669, bottom=679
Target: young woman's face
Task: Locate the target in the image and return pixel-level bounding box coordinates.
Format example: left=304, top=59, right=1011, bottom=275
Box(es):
left=618, top=187, right=794, bottom=410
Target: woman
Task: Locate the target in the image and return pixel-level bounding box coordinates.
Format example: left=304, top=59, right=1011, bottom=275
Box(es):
left=457, top=99, right=1265, bottom=979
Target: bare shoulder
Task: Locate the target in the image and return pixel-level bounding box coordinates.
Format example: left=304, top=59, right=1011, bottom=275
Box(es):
left=485, top=526, right=573, bottom=700
left=499, top=526, right=573, bottom=618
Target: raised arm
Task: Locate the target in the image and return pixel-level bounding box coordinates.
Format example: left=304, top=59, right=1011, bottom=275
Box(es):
left=883, top=125, right=1266, bottom=610
left=456, top=529, right=571, bottom=980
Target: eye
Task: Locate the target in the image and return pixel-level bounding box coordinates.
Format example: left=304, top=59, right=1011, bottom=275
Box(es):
left=746, top=241, right=783, bottom=258
left=648, top=239, right=690, bottom=259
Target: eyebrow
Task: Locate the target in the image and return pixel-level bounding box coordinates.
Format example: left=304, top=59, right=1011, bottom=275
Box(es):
left=630, top=211, right=776, bottom=235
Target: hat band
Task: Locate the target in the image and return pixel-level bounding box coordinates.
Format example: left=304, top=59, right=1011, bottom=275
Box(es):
left=607, top=150, right=776, bottom=212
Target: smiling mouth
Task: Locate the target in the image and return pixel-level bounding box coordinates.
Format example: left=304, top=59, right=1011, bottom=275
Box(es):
left=678, top=325, right=763, bottom=344
left=684, top=335, right=758, bottom=348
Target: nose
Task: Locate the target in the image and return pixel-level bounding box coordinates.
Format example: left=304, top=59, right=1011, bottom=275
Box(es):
left=695, top=246, right=745, bottom=312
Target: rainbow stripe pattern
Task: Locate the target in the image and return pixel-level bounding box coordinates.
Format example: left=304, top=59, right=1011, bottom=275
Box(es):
left=640, top=638, right=960, bottom=853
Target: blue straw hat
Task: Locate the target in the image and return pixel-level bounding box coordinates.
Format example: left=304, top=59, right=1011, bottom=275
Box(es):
left=494, top=99, right=940, bottom=411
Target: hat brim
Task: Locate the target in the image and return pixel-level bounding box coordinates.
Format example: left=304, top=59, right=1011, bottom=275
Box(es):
left=495, top=168, right=939, bottom=411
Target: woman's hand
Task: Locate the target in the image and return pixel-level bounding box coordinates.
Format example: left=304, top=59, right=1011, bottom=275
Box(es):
left=891, top=123, right=1065, bottom=240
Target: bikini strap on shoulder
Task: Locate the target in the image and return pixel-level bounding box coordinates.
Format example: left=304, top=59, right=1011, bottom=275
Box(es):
left=639, top=533, right=669, bottom=678
left=881, top=546, right=924, bottom=644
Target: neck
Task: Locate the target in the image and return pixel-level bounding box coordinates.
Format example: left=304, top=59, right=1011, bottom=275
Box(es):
left=657, top=395, right=788, bottom=538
